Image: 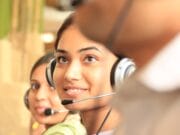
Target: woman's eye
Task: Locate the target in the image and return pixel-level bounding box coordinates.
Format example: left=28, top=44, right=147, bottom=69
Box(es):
left=84, top=56, right=97, bottom=63
left=31, top=83, right=40, bottom=90
left=56, top=56, right=68, bottom=64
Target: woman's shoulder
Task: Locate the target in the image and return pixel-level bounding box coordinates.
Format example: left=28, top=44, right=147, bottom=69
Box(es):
left=43, top=113, right=87, bottom=135
left=64, top=113, right=81, bottom=122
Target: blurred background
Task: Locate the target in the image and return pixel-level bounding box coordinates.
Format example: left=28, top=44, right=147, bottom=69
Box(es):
left=0, top=0, right=72, bottom=134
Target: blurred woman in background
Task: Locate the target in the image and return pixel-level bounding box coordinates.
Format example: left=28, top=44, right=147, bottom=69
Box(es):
left=24, top=52, right=86, bottom=135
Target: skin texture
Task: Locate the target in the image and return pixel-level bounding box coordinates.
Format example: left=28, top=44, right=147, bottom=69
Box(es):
left=74, top=0, right=180, bottom=67
left=28, top=64, right=68, bottom=128
left=53, top=24, right=120, bottom=134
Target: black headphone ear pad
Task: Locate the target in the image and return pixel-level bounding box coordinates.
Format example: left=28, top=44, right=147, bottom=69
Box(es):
left=46, top=58, right=56, bottom=88
left=110, top=59, right=120, bottom=87
left=24, top=89, right=30, bottom=109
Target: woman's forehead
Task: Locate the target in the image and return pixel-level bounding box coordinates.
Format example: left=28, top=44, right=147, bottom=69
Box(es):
left=57, top=25, right=110, bottom=53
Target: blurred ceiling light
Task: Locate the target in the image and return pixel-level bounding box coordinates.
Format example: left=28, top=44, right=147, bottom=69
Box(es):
left=41, top=32, right=55, bottom=43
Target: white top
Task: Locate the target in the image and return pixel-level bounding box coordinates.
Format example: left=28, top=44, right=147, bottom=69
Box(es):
left=139, top=33, right=180, bottom=91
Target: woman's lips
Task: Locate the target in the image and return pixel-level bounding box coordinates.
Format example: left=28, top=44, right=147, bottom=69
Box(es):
left=35, top=106, right=46, bottom=114
left=64, top=86, right=87, bottom=97
left=66, top=89, right=86, bottom=95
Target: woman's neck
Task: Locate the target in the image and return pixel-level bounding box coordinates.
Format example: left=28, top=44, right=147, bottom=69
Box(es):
left=80, top=105, right=121, bottom=135
left=45, top=124, right=53, bottom=129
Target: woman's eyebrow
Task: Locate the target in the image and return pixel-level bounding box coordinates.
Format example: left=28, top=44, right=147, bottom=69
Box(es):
left=55, top=46, right=102, bottom=54
left=55, top=49, right=68, bottom=54
left=78, top=46, right=101, bottom=53
left=30, top=79, right=38, bottom=83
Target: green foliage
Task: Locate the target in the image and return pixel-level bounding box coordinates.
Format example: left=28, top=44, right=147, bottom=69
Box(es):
left=0, top=0, right=11, bottom=39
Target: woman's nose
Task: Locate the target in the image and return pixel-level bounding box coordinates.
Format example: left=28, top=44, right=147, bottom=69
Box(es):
left=64, top=61, right=82, bottom=81
left=35, top=87, right=47, bottom=100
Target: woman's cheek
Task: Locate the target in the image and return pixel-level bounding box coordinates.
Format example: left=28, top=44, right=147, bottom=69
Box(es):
left=88, top=69, right=105, bottom=86
left=53, top=69, right=62, bottom=86
left=85, top=63, right=112, bottom=91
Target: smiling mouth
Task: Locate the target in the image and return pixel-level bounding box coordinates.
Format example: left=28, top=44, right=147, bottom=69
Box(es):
left=64, top=88, right=87, bottom=97
left=35, top=107, right=46, bottom=114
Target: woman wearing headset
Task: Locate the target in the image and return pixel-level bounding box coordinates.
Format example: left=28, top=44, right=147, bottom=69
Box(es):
left=48, top=14, right=135, bottom=135
left=24, top=52, right=86, bottom=135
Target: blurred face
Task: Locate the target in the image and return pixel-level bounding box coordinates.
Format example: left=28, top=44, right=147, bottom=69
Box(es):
left=75, top=0, right=176, bottom=57
left=28, top=64, right=68, bottom=125
left=53, top=25, right=118, bottom=111
left=75, top=0, right=126, bottom=46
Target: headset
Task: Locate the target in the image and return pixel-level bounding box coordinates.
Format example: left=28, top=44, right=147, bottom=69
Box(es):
left=45, top=58, right=56, bottom=88
left=24, top=89, right=30, bottom=109
left=110, top=57, right=136, bottom=90
left=45, top=57, right=136, bottom=89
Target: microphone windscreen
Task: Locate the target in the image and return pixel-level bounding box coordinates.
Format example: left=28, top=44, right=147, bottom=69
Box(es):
left=44, top=108, right=52, bottom=116
left=61, top=100, right=73, bottom=105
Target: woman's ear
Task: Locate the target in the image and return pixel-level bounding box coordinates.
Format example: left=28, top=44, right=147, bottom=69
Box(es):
left=24, top=89, right=30, bottom=109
